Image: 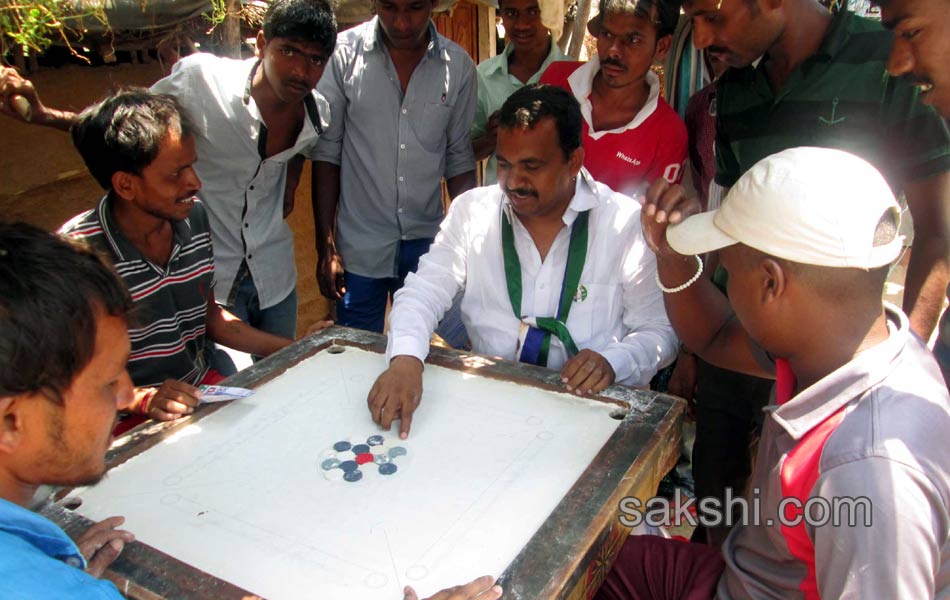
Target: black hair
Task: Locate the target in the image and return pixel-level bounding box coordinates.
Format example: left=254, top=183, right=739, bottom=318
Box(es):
left=598, top=0, right=681, bottom=38
left=0, top=223, right=132, bottom=404
left=263, top=0, right=338, bottom=54
left=498, top=83, right=583, bottom=159
left=71, top=87, right=194, bottom=190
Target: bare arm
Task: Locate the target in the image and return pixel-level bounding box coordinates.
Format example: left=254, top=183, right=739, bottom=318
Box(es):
left=642, top=180, right=773, bottom=379
left=471, top=113, right=499, bottom=162
left=900, top=172, right=950, bottom=339
left=0, top=66, right=78, bottom=130
left=446, top=171, right=477, bottom=200
left=205, top=300, right=292, bottom=357
left=312, top=160, right=346, bottom=299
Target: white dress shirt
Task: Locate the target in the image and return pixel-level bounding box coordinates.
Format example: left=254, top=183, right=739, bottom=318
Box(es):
left=387, top=169, right=678, bottom=387
left=152, top=54, right=329, bottom=308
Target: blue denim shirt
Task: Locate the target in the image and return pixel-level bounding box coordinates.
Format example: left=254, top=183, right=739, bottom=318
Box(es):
left=0, top=498, right=122, bottom=599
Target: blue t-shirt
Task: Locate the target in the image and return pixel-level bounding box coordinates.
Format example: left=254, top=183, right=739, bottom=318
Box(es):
left=0, top=497, right=122, bottom=599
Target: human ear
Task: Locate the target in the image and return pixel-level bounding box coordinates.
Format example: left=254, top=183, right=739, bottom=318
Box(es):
left=110, top=172, right=137, bottom=202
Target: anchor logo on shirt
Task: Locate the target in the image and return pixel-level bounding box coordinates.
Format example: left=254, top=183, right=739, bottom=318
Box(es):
left=819, top=98, right=846, bottom=126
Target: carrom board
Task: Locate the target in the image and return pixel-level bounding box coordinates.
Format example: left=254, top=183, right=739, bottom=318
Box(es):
left=44, top=327, right=683, bottom=599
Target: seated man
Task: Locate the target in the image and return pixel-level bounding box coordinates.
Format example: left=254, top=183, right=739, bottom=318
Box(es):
left=540, top=0, right=687, bottom=198
left=60, top=89, right=329, bottom=423
left=367, top=84, right=678, bottom=439
left=0, top=223, right=136, bottom=597
left=598, top=146, right=949, bottom=598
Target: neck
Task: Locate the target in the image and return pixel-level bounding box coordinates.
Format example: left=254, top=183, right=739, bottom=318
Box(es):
left=509, top=38, right=550, bottom=70
left=764, top=3, right=832, bottom=82
left=383, top=26, right=431, bottom=55
left=251, top=64, right=293, bottom=113
left=785, top=305, right=890, bottom=392
left=0, top=469, right=38, bottom=508
left=591, top=71, right=650, bottom=113
left=110, top=196, right=171, bottom=250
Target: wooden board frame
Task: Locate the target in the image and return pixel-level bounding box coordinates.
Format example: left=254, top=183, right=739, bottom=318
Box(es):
left=41, top=326, right=684, bottom=600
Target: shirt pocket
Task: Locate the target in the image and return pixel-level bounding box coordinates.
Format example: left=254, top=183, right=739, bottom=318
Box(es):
left=416, top=103, right=452, bottom=153
left=566, top=282, right=623, bottom=348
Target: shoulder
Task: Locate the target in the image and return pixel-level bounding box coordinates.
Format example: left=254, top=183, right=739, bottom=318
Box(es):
left=450, top=185, right=504, bottom=217
left=540, top=60, right=583, bottom=84
left=588, top=178, right=643, bottom=225
left=59, top=208, right=100, bottom=238
left=825, top=339, right=950, bottom=484
left=476, top=53, right=506, bottom=77
left=652, top=97, right=688, bottom=137
left=437, top=34, right=476, bottom=69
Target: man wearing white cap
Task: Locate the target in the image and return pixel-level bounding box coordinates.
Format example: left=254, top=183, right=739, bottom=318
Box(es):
left=591, top=147, right=950, bottom=598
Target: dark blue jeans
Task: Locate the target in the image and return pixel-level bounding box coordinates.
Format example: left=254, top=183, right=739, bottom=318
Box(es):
left=337, top=238, right=469, bottom=348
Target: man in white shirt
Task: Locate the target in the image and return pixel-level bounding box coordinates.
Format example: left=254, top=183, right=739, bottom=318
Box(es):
left=367, top=84, right=677, bottom=438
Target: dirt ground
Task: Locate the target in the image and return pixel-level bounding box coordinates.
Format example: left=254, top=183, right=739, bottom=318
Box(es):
left=0, top=62, right=330, bottom=336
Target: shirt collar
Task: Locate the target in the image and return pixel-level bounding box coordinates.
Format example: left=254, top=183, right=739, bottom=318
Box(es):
left=98, top=194, right=193, bottom=263
left=770, top=304, right=909, bottom=440
left=486, top=37, right=563, bottom=77
left=0, top=498, right=86, bottom=568
left=501, top=167, right=601, bottom=227
left=813, top=9, right=851, bottom=61
left=364, top=17, right=443, bottom=58
left=568, top=56, right=661, bottom=138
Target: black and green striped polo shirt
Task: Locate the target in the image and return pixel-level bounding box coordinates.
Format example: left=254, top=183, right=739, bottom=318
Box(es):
left=715, top=9, right=950, bottom=191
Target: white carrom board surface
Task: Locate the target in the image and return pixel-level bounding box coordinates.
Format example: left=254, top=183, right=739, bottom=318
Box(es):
left=66, top=347, right=622, bottom=599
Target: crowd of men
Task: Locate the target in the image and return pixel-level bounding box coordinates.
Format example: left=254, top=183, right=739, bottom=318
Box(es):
left=0, top=0, right=949, bottom=596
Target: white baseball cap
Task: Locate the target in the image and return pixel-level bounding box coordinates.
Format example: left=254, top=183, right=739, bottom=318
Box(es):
left=666, top=147, right=903, bottom=268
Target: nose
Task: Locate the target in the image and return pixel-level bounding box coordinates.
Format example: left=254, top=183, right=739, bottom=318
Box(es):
left=115, top=370, right=134, bottom=410
left=185, top=166, right=201, bottom=193
left=886, top=38, right=914, bottom=77
left=692, top=19, right=714, bottom=50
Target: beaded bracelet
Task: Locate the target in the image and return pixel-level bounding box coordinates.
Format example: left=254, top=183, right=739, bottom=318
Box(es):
left=656, top=255, right=703, bottom=294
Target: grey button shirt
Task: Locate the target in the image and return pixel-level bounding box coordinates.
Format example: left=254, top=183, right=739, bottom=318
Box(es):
left=314, top=18, right=477, bottom=279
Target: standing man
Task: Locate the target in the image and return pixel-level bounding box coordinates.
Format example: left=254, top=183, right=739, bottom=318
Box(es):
left=0, top=0, right=338, bottom=341
left=877, top=0, right=950, bottom=386
left=540, top=0, right=688, bottom=198
left=471, top=0, right=568, bottom=184
left=313, top=0, right=478, bottom=334
left=367, top=85, right=677, bottom=439
left=679, top=0, right=950, bottom=544
left=0, top=223, right=137, bottom=597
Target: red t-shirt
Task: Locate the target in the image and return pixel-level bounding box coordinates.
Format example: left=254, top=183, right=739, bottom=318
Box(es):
left=540, top=61, right=688, bottom=198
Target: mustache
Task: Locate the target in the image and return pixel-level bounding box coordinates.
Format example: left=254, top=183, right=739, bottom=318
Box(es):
left=601, top=57, right=625, bottom=70
left=904, top=74, right=932, bottom=86
left=506, top=187, right=537, bottom=198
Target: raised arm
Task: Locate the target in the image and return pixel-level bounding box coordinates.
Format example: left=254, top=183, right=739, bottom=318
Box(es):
left=641, top=179, right=773, bottom=379
left=0, top=67, right=78, bottom=130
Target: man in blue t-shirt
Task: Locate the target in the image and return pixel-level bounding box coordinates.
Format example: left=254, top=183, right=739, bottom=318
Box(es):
left=0, top=223, right=137, bottom=598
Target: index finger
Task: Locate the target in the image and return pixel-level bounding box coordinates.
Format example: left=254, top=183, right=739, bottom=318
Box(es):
left=398, top=398, right=417, bottom=440
left=163, top=380, right=201, bottom=407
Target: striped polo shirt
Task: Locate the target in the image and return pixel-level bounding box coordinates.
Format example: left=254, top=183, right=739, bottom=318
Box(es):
left=60, top=196, right=215, bottom=387
left=715, top=9, right=950, bottom=191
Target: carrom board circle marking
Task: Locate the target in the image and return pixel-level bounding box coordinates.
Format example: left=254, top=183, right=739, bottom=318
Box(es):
left=163, top=475, right=183, bottom=486
left=536, top=431, right=554, bottom=441
left=161, top=493, right=182, bottom=506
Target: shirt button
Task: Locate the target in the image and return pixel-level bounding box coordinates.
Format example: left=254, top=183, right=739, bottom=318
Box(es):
left=247, top=254, right=253, bottom=260
left=244, top=223, right=249, bottom=228
left=66, top=556, right=82, bottom=568
left=398, top=208, right=404, bottom=214
left=401, top=108, right=407, bottom=114
left=539, top=283, right=546, bottom=289
left=400, top=144, right=406, bottom=150
left=398, top=176, right=405, bottom=182
left=249, top=185, right=255, bottom=191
